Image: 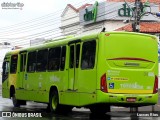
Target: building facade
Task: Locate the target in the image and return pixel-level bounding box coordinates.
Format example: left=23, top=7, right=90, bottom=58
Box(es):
left=60, top=0, right=160, bottom=36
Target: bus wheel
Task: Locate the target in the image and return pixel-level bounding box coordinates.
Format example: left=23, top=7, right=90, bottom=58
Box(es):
left=89, top=104, right=110, bottom=114
left=63, top=105, right=73, bottom=113
left=12, top=94, right=21, bottom=107
left=49, top=90, right=60, bottom=113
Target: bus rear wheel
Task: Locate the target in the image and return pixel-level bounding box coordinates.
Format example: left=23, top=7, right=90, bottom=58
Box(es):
left=89, top=104, right=110, bottom=114
left=49, top=90, right=61, bottom=113
left=12, top=93, right=21, bottom=107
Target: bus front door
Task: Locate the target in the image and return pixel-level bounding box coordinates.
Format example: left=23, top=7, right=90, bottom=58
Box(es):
left=19, top=53, right=27, bottom=89
left=2, top=56, right=10, bottom=98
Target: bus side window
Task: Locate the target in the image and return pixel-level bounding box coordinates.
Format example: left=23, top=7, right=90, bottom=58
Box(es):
left=36, top=49, right=48, bottom=72
left=81, top=40, right=96, bottom=69
left=27, top=52, right=37, bottom=72
left=10, top=55, right=18, bottom=74
left=60, top=46, right=66, bottom=71
left=48, top=47, right=61, bottom=71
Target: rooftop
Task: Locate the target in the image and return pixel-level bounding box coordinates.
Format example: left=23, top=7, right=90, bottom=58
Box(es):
left=116, top=22, right=160, bottom=33
left=107, top=0, right=160, bottom=4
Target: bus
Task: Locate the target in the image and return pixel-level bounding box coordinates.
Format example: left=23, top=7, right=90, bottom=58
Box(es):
left=2, top=31, right=158, bottom=114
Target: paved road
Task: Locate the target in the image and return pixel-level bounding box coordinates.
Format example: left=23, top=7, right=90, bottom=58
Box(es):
left=0, top=85, right=160, bottom=120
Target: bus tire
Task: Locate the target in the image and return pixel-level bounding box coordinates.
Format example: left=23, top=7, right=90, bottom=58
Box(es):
left=49, top=90, right=60, bottom=113
left=89, top=104, right=110, bottom=114
left=12, top=93, right=21, bottom=107
left=63, top=105, right=73, bottom=113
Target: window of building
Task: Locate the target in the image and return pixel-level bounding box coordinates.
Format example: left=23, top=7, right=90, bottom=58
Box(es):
left=37, top=49, right=48, bottom=72
left=81, top=40, right=96, bottom=69
left=10, top=55, right=18, bottom=73
left=27, top=51, right=37, bottom=72
left=48, top=47, right=61, bottom=71
left=60, top=46, right=66, bottom=70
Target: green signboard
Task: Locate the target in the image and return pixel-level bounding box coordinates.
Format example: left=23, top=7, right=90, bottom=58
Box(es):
left=118, top=3, right=134, bottom=17
left=84, top=1, right=98, bottom=22
left=118, top=3, right=145, bottom=17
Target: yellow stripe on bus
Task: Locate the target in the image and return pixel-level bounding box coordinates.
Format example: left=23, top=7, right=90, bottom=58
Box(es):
left=108, top=89, right=153, bottom=94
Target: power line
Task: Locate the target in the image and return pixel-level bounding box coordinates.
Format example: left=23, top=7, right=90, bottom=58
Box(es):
left=0, top=11, right=63, bottom=31
left=0, top=22, right=60, bottom=37
left=0, top=18, right=60, bottom=34
left=0, top=0, right=100, bottom=40
left=0, top=0, right=96, bottom=31
left=0, top=1, right=126, bottom=47
left=8, top=12, right=121, bottom=46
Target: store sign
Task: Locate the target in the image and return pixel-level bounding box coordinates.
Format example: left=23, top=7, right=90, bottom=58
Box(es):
left=84, top=1, right=98, bottom=22
left=118, top=3, right=144, bottom=17
left=79, top=1, right=105, bottom=25
left=79, top=2, right=160, bottom=26
left=118, top=3, right=134, bottom=17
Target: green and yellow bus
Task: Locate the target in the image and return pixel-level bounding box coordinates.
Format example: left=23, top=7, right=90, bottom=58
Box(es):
left=2, top=31, right=158, bottom=114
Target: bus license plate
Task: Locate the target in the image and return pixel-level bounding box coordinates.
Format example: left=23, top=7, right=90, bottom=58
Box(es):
left=126, top=97, right=136, bottom=102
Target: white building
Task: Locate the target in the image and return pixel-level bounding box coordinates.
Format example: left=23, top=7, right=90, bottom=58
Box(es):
left=60, top=0, right=160, bottom=36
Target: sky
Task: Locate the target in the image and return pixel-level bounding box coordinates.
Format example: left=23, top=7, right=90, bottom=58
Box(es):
left=0, top=0, right=74, bottom=27
left=0, top=0, right=102, bottom=27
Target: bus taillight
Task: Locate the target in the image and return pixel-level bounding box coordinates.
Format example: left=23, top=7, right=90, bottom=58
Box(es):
left=153, top=75, right=158, bottom=94
left=101, top=73, right=108, bottom=92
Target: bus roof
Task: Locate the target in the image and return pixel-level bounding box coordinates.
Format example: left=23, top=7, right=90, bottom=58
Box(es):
left=4, top=31, right=157, bottom=55
left=5, top=49, right=20, bottom=56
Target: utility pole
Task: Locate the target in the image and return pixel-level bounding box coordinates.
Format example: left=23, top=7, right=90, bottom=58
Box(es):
left=132, top=0, right=143, bottom=32
left=130, top=0, right=160, bottom=32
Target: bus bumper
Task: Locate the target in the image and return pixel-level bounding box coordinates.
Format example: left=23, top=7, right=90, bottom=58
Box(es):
left=97, top=90, right=158, bottom=106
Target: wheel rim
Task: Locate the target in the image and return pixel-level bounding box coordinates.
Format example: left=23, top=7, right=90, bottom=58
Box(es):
left=51, top=94, right=58, bottom=110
